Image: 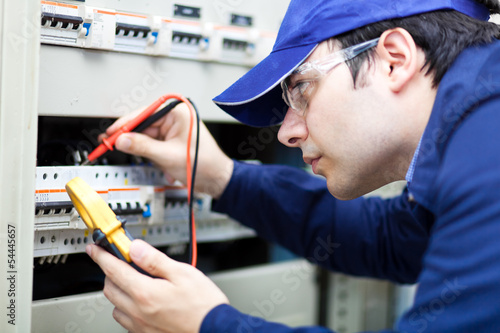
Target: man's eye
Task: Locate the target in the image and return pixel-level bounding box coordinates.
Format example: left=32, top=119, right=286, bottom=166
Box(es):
left=295, top=81, right=310, bottom=94
left=294, top=81, right=315, bottom=99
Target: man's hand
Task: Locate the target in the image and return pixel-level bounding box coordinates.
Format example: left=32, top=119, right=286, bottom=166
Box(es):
left=102, top=102, right=234, bottom=199
left=87, top=240, right=229, bottom=333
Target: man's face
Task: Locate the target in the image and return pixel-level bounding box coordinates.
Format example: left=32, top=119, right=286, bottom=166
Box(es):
left=277, top=41, right=413, bottom=200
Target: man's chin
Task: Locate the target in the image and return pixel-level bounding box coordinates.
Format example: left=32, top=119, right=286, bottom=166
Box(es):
left=326, top=185, right=358, bottom=201
left=326, top=178, right=367, bottom=201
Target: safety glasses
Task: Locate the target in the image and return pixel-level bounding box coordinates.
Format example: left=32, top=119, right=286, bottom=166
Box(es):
left=281, top=38, right=380, bottom=115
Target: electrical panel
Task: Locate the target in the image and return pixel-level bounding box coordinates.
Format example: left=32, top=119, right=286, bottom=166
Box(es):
left=34, top=0, right=289, bottom=267
left=39, top=0, right=282, bottom=66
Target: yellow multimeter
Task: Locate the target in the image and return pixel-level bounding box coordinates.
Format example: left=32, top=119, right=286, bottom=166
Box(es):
left=65, top=177, right=135, bottom=262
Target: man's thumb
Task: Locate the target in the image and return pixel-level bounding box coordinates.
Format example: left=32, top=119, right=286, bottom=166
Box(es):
left=115, top=132, right=157, bottom=159
left=130, top=240, right=177, bottom=280
left=115, top=133, right=133, bottom=151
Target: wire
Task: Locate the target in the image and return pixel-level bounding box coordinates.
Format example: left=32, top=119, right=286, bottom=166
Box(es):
left=187, top=98, right=200, bottom=267
left=166, top=95, right=198, bottom=267
left=133, top=100, right=183, bottom=133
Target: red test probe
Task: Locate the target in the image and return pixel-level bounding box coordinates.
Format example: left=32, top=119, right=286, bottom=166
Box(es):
left=84, top=94, right=173, bottom=164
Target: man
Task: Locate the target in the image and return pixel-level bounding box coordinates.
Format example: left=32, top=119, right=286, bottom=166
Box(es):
left=87, top=0, right=500, bottom=332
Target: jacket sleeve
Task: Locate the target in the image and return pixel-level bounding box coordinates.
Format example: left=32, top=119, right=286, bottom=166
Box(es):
left=213, top=161, right=431, bottom=284
left=200, top=304, right=396, bottom=333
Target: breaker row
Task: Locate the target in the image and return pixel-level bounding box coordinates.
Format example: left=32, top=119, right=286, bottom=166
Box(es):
left=40, top=0, right=278, bottom=66
left=34, top=165, right=255, bottom=259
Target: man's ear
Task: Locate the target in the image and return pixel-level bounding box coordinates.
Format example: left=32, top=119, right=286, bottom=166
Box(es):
left=376, top=28, right=419, bottom=93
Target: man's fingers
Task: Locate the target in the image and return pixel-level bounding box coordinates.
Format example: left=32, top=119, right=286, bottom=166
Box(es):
left=129, top=240, right=185, bottom=281
left=86, top=244, right=132, bottom=279
left=114, top=130, right=188, bottom=185
left=115, top=132, right=170, bottom=161
left=106, top=102, right=186, bottom=136
left=103, top=277, right=136, bottom=314
left=112, top=307, right=134, bottom=332
left=104, top=278, right=147, bottom=333
left=86, top=244, right=154, bottom=293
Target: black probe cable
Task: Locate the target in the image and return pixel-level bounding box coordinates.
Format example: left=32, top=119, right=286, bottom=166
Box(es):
left=133, top=100, right=183, bottom=133
left=139, top=97, right=199, bottom=266
left=187, top=98, right=200, bottom=266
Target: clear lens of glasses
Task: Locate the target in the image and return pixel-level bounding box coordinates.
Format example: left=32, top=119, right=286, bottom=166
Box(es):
left=281, top=38, right=380, bottom=115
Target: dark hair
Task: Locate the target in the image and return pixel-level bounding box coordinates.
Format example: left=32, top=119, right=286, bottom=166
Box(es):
left=333, top=0, right=500, bottom=88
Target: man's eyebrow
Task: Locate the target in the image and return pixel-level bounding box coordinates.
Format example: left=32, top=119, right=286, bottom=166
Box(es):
left=289, top=69, right=316, bottom=86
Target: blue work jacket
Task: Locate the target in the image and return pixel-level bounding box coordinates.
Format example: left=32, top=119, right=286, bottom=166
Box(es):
left=201, top=40, right=500, bottom=332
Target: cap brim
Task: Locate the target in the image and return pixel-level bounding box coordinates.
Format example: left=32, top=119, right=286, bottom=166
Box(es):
left=213, top=43, right=317, bottom=127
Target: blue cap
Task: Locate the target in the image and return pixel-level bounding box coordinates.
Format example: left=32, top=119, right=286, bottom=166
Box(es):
left=213, top=0, right=490, bottom=127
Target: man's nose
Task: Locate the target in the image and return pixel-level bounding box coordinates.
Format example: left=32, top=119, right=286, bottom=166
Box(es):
left=277, top=108, right=308, bottom=147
